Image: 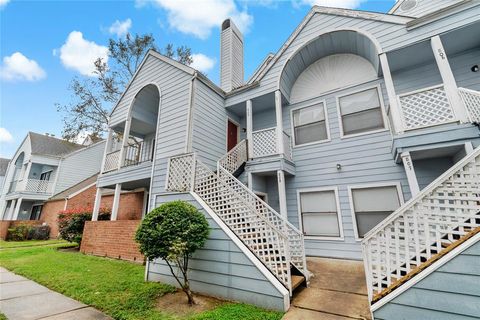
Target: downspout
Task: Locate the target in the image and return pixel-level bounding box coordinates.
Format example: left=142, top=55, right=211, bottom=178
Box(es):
left=184, top=72, right=198, bottom=153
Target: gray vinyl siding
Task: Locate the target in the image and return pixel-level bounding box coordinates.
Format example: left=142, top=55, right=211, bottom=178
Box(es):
left=413, top=157, right=453, bottom=190
left=54, top=141, right=105, bottom=194
left=374, top=238, right=480, bottom=320
left=393, top=0, right=460, bottom=18
left=283, top=80, right=411, bottom=260
left=191, top=80, right=227, bottom=169
left=451, top=48, right=480, bottom=91
left=148, top=192, right=287, bottom=311
left=225, top=5, right=480, bottom=106
left=253, top=109, right=276, bottom=131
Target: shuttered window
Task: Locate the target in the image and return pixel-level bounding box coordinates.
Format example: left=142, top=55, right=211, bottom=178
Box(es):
left=299, top=190, right=341, bottom=237
left=293, top=103, right=328, bottom=145
left=351, top=185, right=401, bottom=238
left=339, top=88, right=385, bottom=136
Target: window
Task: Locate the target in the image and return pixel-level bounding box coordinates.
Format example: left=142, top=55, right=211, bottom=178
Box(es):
left=350, top=184, right=402, bottom=239
left=298, top=189, right=342, bottom=238
left=40, top=170, right=52, bottom=181
left=292, top=103, right=329, bottom=146
left=338, top=87, right=385, bottom=136
left=30, top=205, right=43, bottom=220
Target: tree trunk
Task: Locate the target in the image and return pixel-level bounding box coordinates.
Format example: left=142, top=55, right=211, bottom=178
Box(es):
left=183, top=286, right=195, bottom=305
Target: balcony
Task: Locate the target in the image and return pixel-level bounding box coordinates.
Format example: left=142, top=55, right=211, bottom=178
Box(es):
left=396, top=85, right=480, bottom=132
left=103, top=139, right=154, bottom=173
left=251, top=127, right=293, bottom=162
left=9, top=179, right=54, bottom=194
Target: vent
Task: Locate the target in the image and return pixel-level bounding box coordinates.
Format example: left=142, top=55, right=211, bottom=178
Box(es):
left=400, top=0, right=418, bottom=11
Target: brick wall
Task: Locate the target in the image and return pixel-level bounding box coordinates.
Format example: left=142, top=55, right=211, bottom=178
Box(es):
left=41, top=185, right=145, bottom=238
left=0, top=221, right=10, bottom=240
left=80, top=220, right=144, bottom=263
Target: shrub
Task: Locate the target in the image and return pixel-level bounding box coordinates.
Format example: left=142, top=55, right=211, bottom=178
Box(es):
left=135, top=200, right=210, bottom=305
left=7, top=224, right=51, bottom=241
left=58, top=207, right=110, bottom=244
left=7, top=224, right=32, bottom=241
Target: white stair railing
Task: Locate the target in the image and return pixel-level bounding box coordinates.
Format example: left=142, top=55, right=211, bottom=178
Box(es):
left=458, top=87, right=480, bottom=123
left=166, top=153, right=292, bottom=290
left=362, top=146, right=480, bottom=302
left=217, top=140, right=307, bottom=277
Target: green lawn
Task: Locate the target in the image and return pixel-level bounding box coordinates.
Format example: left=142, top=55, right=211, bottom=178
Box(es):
left=0, top=239, right=71, bottom=249
left=0, top=241, right=283, bottom=320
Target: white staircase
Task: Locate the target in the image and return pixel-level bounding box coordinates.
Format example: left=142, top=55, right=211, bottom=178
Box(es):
left=166, top=140, right=308, bottom=294
left=362, top=146, right=480, bottom=304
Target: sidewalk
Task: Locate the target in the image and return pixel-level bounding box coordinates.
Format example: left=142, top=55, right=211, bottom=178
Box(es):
left=0, top=267, right=111, bottom=320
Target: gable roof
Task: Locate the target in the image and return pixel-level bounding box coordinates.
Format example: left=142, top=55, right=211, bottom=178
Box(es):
left=48, top=173, right=98, bottom=201
left=28, top=132, right=83, bottom=157
left=0, top=158, right=10, bottom=176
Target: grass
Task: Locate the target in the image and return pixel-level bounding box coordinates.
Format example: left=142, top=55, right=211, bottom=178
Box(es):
left=0, top=239, right=71, bottom=249
left=0, top=241, right=283, bottom=320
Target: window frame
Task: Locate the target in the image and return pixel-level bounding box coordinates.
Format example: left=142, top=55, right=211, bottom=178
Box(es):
left=296, top=186, right=344, bottom=241
left=40, top=170, right=53, bottom=181
left=335, top=84, right=389, bottom=139
left=348, top=181, right=405, bottom=241
left=290, top=100, right=331, bottom=148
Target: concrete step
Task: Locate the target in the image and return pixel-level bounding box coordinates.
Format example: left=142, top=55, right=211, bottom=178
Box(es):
left=291, top=275, right=305, bottom=291
left=283, top=306, right=358, bottom=320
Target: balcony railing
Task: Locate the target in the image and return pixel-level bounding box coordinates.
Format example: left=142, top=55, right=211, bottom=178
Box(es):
left=252, top=127, right=292, bottom=160
left=103, top=150, right=120, bottom=172
left=396, top=85, right=480, bottom=132
left=122, top=139, right=154, bottom=168
left=9, top=179, right=54, bottom=194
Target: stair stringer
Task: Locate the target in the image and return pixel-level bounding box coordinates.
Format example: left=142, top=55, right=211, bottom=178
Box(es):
left=190, top=192, right=291, bottom=311
left=372, top=231, right=480, bottom=317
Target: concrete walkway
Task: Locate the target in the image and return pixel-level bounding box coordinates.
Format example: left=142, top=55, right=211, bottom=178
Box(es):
left=283, top=258, right=371, bottom=320
left=0, top=267, right=111, bottom=320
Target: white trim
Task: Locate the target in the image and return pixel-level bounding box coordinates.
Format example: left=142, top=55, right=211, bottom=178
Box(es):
left=290, top=99, right=331, bottom=148
left=148, top=87, right=163, bottom=213
left=296, top=186, right=344, bottom=241
left=277, top=170, right=288, bottom=219
left=253, top=190, right=268, bottom=203
left=275, top=90, right=285, bottom=156
left=336, top=84, right=389, bottom=140
left=190, top=192, right=290, bottom=311
left=371, top=231, right=480, bottom=312
left=111, top=183, right=121, bottom=221
left=226, top=117, right=241, bottom=152
left=246, top=100, right=253, bottom=158
left=184, top=75, right=197, bottom=153
left=347, top=181, right=405, bottom=241
left=465, top=142, right=474, bottom=154
left=379, top=53, right=404, bottom=134
left=92, top=186, right=102, bottom=221
left=400, top=151, right=420, bottom=196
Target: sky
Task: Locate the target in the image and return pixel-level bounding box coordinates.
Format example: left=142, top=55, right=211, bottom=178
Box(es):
left=0, top=0, right=395, bottom=159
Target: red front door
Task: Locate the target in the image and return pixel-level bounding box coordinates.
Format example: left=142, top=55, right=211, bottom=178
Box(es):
left=227, top=120, right=238, bottom=151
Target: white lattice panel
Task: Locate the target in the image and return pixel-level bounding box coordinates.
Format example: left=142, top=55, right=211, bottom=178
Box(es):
left=104, top=150, right=120, bottom=172
left=459, top=87, right=480, bottom=123
left=165, top=154, right=195, bottom=192
left=362, top=147, right=480, bottom=300
left=252, top=128, right=278, bottom=158
left=218, top=140, right=248, bottom=174
left=399, top=85, right=455, bottom=130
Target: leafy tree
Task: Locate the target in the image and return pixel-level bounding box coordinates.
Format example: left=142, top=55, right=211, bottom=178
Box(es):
left=135, top=201, right=209, bottom=305
left=57, top=34, right=192, bottom=142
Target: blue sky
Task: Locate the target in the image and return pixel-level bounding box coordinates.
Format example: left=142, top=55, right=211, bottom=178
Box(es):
left=0, top=0, right=395, bottom=158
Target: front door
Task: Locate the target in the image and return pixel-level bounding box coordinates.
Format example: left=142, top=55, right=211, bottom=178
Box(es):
left=227, top=120, right=239, bottom=151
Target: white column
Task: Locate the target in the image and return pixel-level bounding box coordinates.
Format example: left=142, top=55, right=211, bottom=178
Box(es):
left=246, top=100, right=253, bottom=159
left=379, top=53, right=404, bottom=134
left=142, top=188, right=149, bottom=218
left=277, top=170, right=288, bottom=219
left=21, top=161, right=33, bottom=191
left=401, top=152, right=420, bottom=197
left=7, top=199, right=17, bottom=220
left=247, top=172, right=253, bottom=190
left=92, top=187, right=102, bottom=221
left=431, top=35, right=468, bottom=122
left=101, top=129, right=113, bottom=173
left=111, top=184, right=122, bottom=221
left=12, top=198, right=23, bottom=220
left=465, top=142, right=474, bottom=155
left=119, top=118, right=132, bottom=168
left=275, top=90, right=285, bottom=156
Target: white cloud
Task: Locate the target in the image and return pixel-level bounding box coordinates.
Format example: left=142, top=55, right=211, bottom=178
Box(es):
left=58, top=31, right=109, bottom=76
left=150, top=0, right=253, bottom=39
left=293, top=0, right=365, bottom=9
left=0, top=52, right=46, bottom=82
left=0, top=128, right=13, bottom=143
left=108, top=18, right=132, bottom=37
left=0, top=0, right=10, bottom=8
left=191, top=54, right=216, bottom=73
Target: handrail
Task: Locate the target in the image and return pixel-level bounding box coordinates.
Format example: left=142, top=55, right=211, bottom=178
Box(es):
left=397, top=84, right=444, bottom=98
left=363, top=146, right=480, bottom=241
left=252, top=126, right=277, bottom=134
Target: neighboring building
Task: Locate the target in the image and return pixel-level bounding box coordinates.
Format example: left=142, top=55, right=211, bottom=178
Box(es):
left=87, top=0, right=480, bottom=316
left=42, top=173, right=146, bottom=238
left=0, top=158, right=10, bottom=194
left=0, top=132, right=105, bottom=221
